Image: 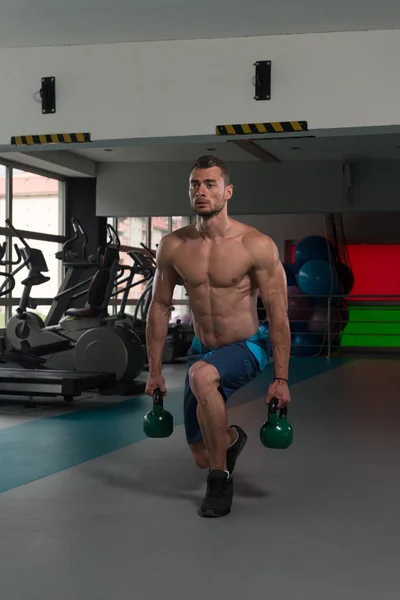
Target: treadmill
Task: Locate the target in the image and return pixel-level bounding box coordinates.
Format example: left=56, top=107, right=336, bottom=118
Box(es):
left=0, top=367, right=115, bottom=402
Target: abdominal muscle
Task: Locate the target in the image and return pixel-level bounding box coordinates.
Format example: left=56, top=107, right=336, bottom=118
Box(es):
left=188, top=283, right=260, bottom=349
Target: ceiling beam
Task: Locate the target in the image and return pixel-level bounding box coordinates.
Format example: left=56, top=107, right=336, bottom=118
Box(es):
left=0, top=150, right=97, bottom=178
left=229, top=140, right=280, bottom=163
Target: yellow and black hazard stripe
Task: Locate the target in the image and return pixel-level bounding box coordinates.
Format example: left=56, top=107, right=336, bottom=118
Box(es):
left=11, top=133, right=91, bottom=146
left=216, top=121, right=308, bottom=135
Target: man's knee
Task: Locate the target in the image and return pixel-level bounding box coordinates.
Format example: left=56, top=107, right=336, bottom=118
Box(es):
left=188, top=361, right=219, bottom=397
left=189, top=442, right=209, bottom=469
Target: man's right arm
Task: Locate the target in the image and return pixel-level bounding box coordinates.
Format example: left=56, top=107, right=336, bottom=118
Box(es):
left=145, top=236, right=178, bottom=381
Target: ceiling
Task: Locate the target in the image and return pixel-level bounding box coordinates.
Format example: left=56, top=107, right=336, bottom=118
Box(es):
left=3, top=134, right=400, bottom=178
left=1, top=0, right=400, bottom=47
left=71, top=133, right=400, bottom=163
left=73, top=142, right=258, bottom=163
left=257, top=133, right=400, bottom=162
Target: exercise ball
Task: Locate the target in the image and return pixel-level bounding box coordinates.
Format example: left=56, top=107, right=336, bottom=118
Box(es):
left=282, top=263, right=297, bottom=286
left=287, top=285, right=311, bottom=323
left=294, top=235, right=336, bottom=267
left=291, top=332, right=323, bottom=356
left=298, top=259, right=339, bottom=297
left=336, top=262, right=355, bottom=295
left=290, top=319, right=309, bottom=334
left=308, top=307, right=343, bottom=336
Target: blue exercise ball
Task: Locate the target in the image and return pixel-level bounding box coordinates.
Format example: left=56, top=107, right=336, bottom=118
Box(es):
left=282, top=263, right=296, bottom=287
left=291, top=332, right=323, bottom=356
left=294, top=236, right=335, bottom=267
left=290, top=320, right=309, bottom=334
left=298, top=259, right=340, bottom=297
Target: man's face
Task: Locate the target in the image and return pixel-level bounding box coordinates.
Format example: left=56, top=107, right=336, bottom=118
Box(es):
left=189, top=166, right=233, bottom=217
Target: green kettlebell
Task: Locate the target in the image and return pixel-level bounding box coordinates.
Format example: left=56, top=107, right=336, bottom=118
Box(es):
left=143, top=388, right=174, bottom=438
left=260, top=398, right=293, bottom=449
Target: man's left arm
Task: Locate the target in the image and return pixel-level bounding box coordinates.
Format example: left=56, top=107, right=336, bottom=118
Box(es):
left=248, top=233, right=291, bottom=407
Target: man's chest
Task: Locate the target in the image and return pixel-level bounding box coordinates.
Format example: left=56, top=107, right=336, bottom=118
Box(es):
left=173, top=240, right=253, bottom=289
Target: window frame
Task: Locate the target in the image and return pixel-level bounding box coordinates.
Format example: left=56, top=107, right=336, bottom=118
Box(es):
left=107, top=216, right=192, bottom=313
left=0, top=160, right=67, bottom=322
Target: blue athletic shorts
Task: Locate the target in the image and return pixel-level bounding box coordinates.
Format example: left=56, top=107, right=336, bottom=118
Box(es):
left=183, top=324, right=271, bottom=445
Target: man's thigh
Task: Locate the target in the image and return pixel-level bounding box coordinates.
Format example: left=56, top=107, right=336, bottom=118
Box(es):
left=183, top=341, right=261, bottom=444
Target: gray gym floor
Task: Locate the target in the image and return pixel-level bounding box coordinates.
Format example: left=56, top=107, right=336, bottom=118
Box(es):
left=0, top=357, right=399, bottom=600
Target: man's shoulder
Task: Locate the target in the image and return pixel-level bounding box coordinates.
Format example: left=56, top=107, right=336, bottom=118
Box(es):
left=157, top=224, right=196, bottom=256
left=239, top=227, right=279, bottom=269
left=241, top=226, right=276, bottom=252
left=161, top=224, right=196, bottom=246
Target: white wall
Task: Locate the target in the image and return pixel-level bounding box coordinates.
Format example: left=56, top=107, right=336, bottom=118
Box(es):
left=352, top=161, right=400, bottom=209
left=96, top=158, right=400, bottom=263
left=238, top=214, right=326, bottom=258
left=96, top=159, right=400, bottom=217
left=2, top=29, right=400, bottom=149
left=96, top=158, right=400, bottom=264
left=96, top=160, right=345, bottom=216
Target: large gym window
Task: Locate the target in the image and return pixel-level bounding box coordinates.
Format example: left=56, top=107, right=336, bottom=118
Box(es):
left=151, top=217, right=169, bottom=248
left=150, top=216, right=191, bottom=248
left=0, top=164, right=5, bottom=326
left=172, top=216, right=189, bottom=231
left=11, top=239, right=62, bottom=316
left=114, top=215, right=191, bottom=251
left=107, top=215, right=191, bottom=317
left=0, top=165, right=5, bottom=223
left=0, top=226, right=5, bottom=327
left=11, top=169, right=63, bottom=235
left=0, top=162, right=66, bottom=325
left=0, top=165, right=5, bottom=327
left=117, top=216, right=148, bottom=248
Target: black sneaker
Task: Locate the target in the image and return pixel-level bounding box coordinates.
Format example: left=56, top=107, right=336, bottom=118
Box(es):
left=198, top=470, right=233, bottom=518
left=226, top=425, right=248, bottom=475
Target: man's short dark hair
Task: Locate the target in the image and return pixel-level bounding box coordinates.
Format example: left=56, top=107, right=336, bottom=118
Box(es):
left=191, top=155, right=230, bottom=186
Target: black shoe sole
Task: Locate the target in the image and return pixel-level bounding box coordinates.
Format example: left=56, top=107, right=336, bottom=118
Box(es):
left=198, top=507, right=231, bottom=518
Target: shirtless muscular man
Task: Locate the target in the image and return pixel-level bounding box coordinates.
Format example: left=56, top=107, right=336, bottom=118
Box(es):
left=145, top=155, right=291, bottom=518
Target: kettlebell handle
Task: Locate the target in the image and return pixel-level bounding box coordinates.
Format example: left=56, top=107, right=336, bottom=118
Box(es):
left=153, top=388, right=164, bottom=406
left=268, top=397, right=288, bottom=418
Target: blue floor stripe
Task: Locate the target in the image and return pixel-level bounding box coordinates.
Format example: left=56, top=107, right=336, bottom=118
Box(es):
left=0, top=357, right=350, bottom=493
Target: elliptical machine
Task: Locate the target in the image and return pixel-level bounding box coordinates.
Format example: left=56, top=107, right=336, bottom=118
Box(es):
left=4, top=219, right=149, bottom=392
left=0, top=238, right=20, bottom=297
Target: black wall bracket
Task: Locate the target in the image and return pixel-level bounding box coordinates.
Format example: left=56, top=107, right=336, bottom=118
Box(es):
left=40, top=77, right=56, bottom=114
left=254, top=61, right=271, bottom=101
